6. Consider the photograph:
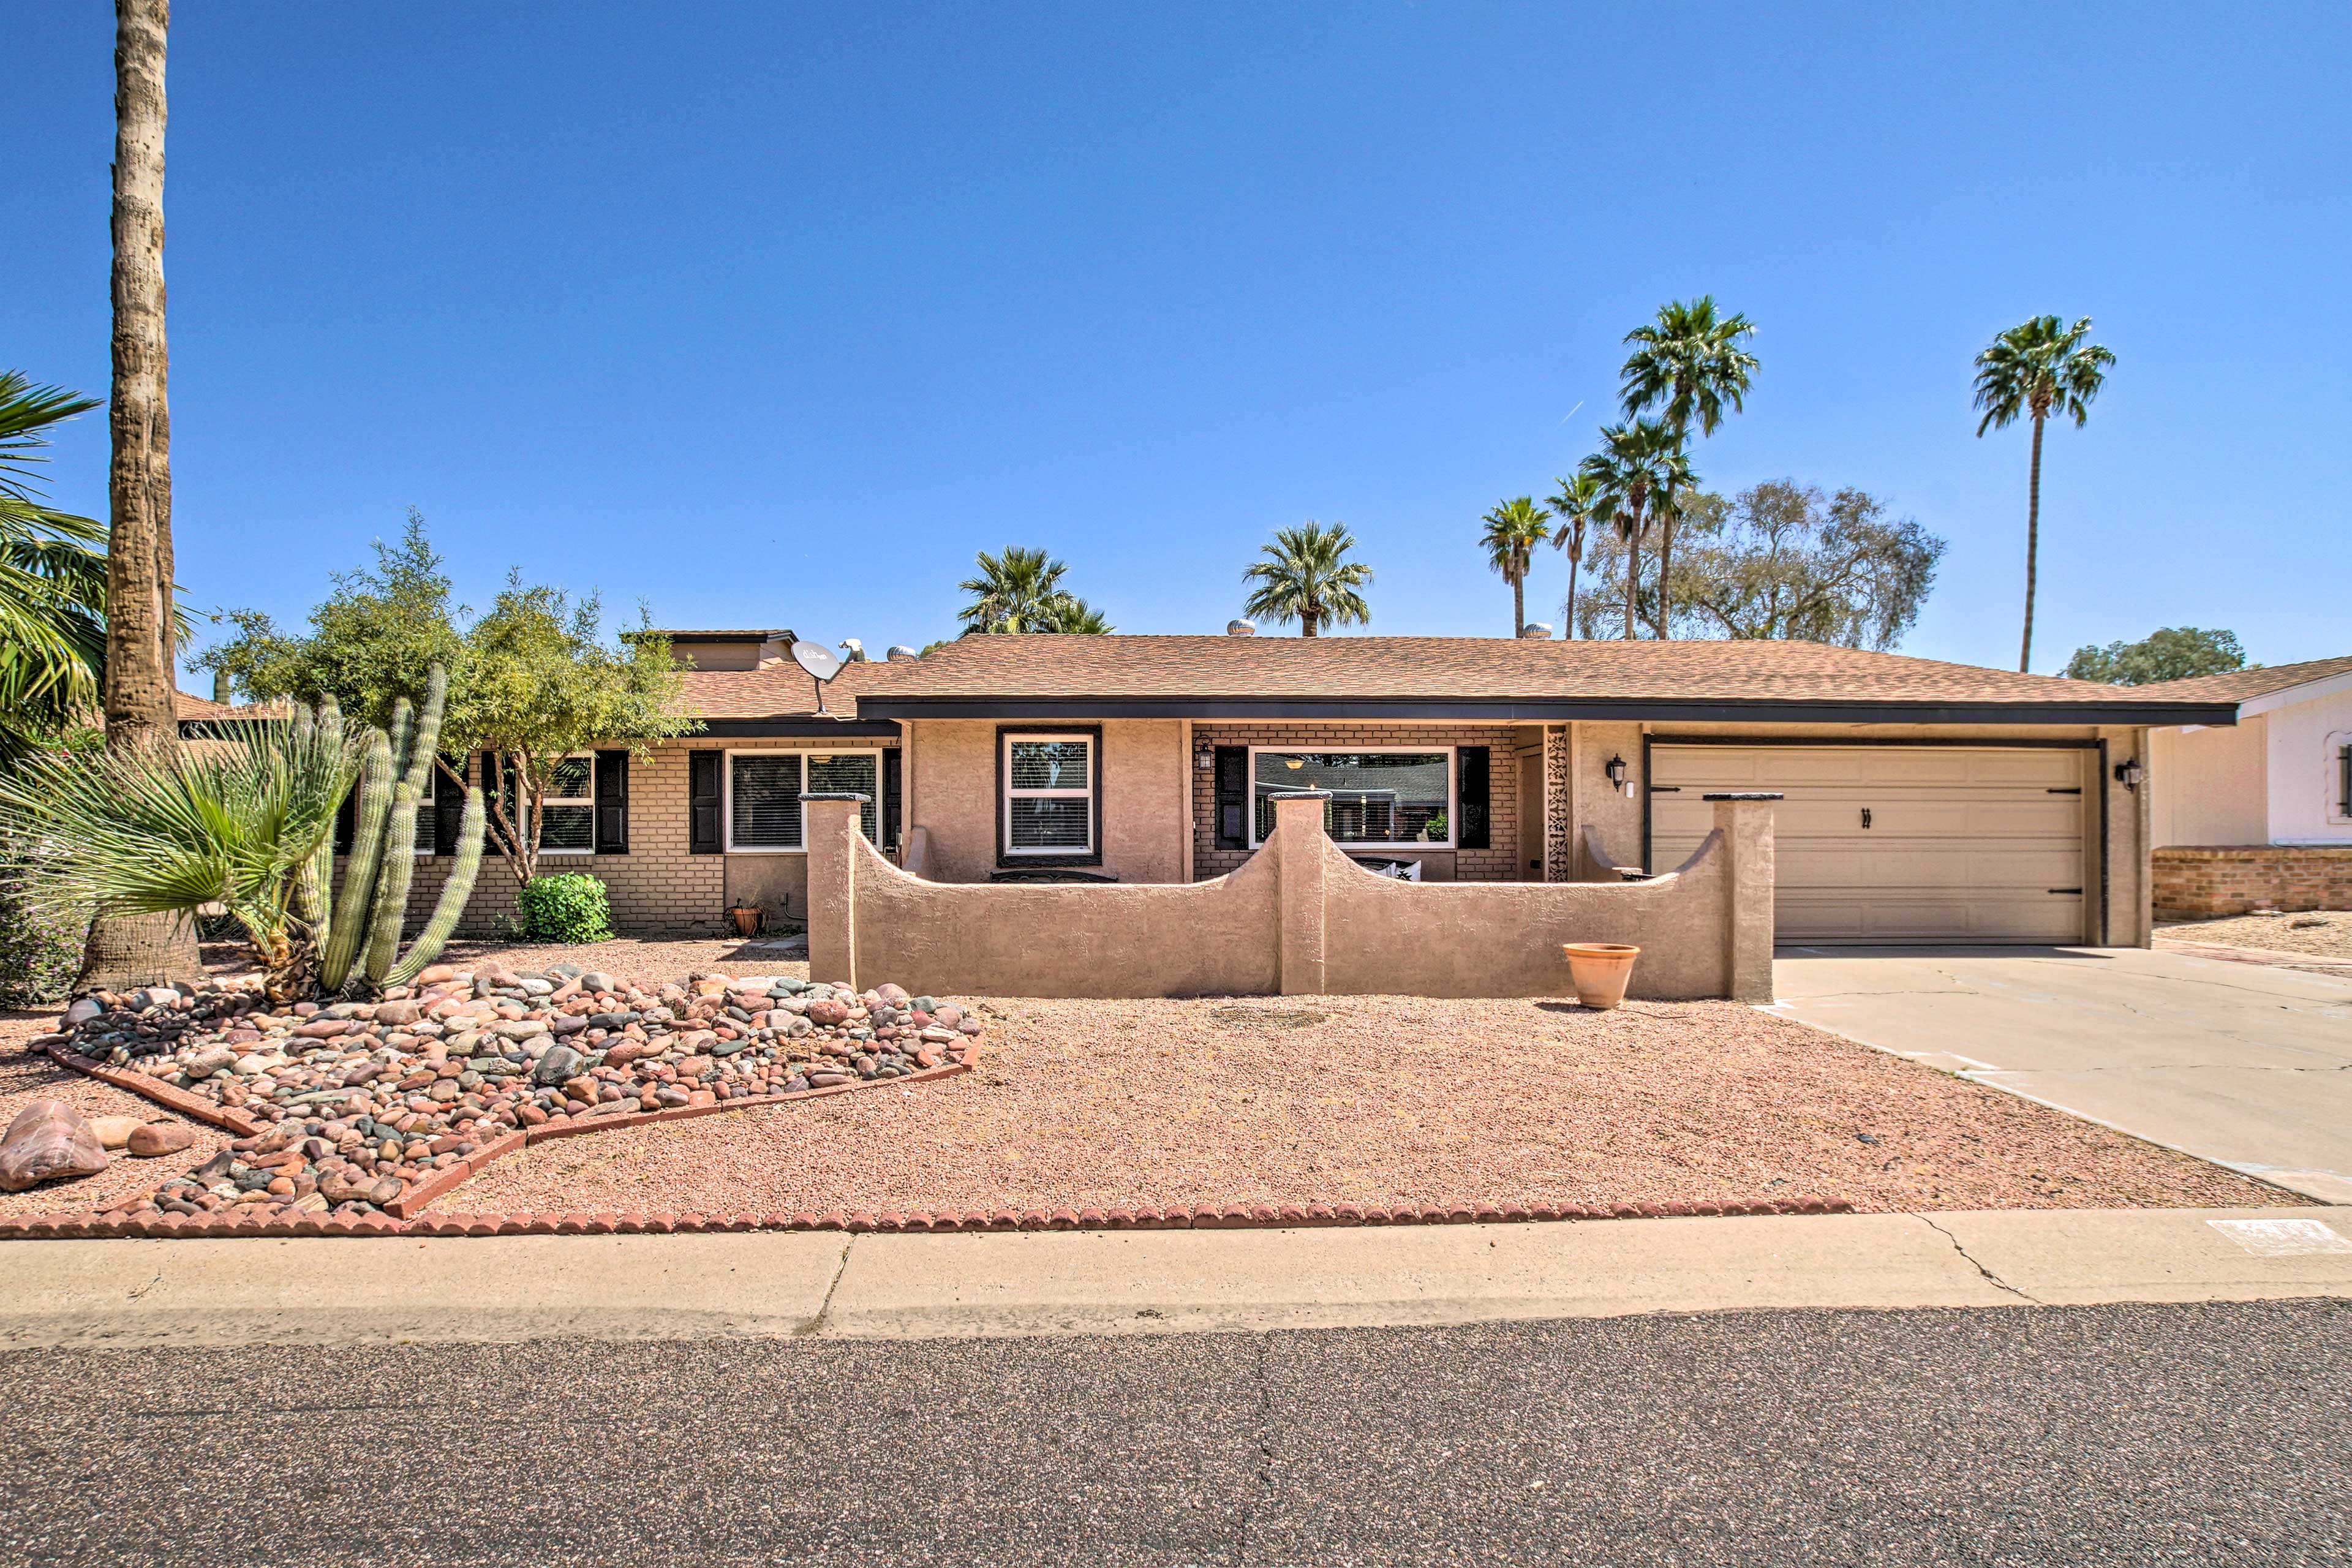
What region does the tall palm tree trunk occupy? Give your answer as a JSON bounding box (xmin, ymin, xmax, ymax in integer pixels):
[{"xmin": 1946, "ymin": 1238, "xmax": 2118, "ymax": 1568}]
[
  {"xmin": 1655, "ymin": 517, "xmax": 1674, "ymax": 639},
  {"xmin": 80, "ymin": 0, "xmax": 202, "ymax": 995},
  {"xmin": 1566, "ymin": 556, "xmax": 1580, "ymax": 639},
  {"xmin": 1511, "ymin": 572, "xmax": 1525, "ymax": 637},
  {"xmin": 2019, "ymin": 410, "xmax": 2044, "ymax": 673},
  {"xmin": 1301, "ymin": 608, "xmax": 1319, "ymax": 637},
  {"xmin": 1622, "ymin": 507, "xmax": 1643, "ymax": 641}
]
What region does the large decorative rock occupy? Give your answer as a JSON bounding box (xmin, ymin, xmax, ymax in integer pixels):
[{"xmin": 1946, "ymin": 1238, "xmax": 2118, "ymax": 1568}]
[
  {"xmin": 88, "ymin": 1115, "xmax": 145, "ymax": 1150},
  {"xmin": 0, "ymin": 1101, "xmax": 110, "ymax": 1191},
  {"xmin": 127, "ymin": 1121, "xmax": 196, "ymax": 1158},
  {"xmin": 533, "ymin": 1044, "xmax": 585, "ymax": 1086},
  {"xmin": 805, "ymin": 998, "xmax": 850, "ymax": 1028}
]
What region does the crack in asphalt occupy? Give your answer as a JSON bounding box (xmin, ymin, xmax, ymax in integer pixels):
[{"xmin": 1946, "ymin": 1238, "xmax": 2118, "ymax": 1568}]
[
  {"xmin": 1914, "ymin": 1215, "xmax": 2040, "ymax": 1305},
  {"xmin": 1229, "ymin": 1333, "xmax": 1280, "ymax": 1565}
]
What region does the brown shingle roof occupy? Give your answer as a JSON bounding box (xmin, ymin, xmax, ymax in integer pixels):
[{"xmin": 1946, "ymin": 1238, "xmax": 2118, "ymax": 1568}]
[
  {"xmin": 848, "ymin": 634, "xmax": 2226, "ymax": 713},
  {"xmin": 2128, "ymin": 655, "xmax": 2352, "ymax": 704},
  {"xmin": 673, "ymin": 660, "xmax": 892, "ymax": 721}
]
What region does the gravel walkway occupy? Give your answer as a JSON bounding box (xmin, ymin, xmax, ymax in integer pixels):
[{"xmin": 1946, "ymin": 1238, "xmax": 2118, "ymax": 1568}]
[
  {"xmin": 434, "ymin": 993, "xmax": 2294, "ymax": 1219},
  {"xmin": 2159, "ymin": 910, "xmax": 2352, "ymax": 960}
]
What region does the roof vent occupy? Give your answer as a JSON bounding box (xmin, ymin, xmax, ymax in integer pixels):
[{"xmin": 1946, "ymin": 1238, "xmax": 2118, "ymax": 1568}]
[
  {"xmin": 1519, "ymin": 622, "xmax": 1553, "ymax": 639},
  {"xmin": 1226, "ymin": 620, "xmax": 1256, "ymax": 636},
  {"xmin": 885, "ymin": 644, "xmax": 920, "ymax": 661}
]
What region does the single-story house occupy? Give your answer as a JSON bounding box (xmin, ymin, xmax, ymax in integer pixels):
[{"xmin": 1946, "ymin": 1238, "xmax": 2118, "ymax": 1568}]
[
  {"xmin": 182, "ymin": 628, "xmax": 2239, "ymax": 948},
  {"xmin": 2141, "ymin": 654, "xmax": 2352, "ymax": 919}
]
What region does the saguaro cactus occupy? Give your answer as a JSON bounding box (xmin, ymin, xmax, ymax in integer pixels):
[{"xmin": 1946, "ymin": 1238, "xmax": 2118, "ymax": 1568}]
[{"xmin": 313, "ymin": 664, "xmax": 485, "ymax": 997}]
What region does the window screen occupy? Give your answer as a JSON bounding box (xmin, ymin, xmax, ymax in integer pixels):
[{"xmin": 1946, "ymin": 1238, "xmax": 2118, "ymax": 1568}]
[{"xmin": 1004, "ymin": 735, "xmax": 1095, "ymax": 854}]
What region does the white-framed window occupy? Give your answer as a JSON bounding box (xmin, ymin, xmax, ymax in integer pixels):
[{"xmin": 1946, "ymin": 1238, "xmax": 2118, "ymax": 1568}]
[
  {"xmin": 412, "ymin": 757, "xmax": 442, "ymax": 854},
  {"xmin": 487, "ymin": 753, "xmax": 595, "ymax": 855},
  {"xmin": 1247, "ymin": 745, "xmax": 1454, "ymax": 850},
  {"xmin": 1002, "ymin": 732, "xmax": 1096, "ymax": 856},
  {"xmin": 725, "ymin": 748, "xmax": 880, "ymax": 852}
]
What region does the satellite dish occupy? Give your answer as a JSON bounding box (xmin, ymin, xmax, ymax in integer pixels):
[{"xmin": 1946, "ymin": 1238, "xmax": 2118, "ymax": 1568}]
[{"xmin": 793, "ymin": 639, "xmax": 844, "ymax": 714}]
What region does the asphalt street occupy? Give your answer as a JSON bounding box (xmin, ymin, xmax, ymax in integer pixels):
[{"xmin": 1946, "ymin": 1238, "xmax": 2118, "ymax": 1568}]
[{"xmin": 4, "ymin": 1298, "xmax": 2346, "ymax": 1567}]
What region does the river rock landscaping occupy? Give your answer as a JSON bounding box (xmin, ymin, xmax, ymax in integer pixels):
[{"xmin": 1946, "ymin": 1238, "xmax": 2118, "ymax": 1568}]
[{"xmin": 16, "ymin": 962, "xmax": 982, "ymax": 1222}]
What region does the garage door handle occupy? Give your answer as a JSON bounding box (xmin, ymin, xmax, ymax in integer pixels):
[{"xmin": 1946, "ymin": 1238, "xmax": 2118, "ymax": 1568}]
[{"xmin": 1861, "ymin": 807, "xmax": 1872, "ymax": 829}]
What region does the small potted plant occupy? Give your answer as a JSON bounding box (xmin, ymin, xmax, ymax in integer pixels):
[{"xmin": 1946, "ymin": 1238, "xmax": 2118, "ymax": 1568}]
[{"xmin": 726, "ymin": 898, "xmax": 766, "ymax": 938}]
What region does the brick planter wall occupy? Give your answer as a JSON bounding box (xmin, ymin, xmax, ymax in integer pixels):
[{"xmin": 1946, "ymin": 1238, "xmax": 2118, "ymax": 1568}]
[{"xmin": 2152, "ymin": 845, "xmax": 2352, "ymax": 920}]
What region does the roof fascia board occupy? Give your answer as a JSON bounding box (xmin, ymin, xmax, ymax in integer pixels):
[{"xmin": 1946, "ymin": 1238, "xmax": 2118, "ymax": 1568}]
[
  {"xmin": 861, "ymin": 696, "xmax": 2242, "ymax": 726},
  {"xmin": 2236, "ymin": 668, "xmax": 2352, "ymax": 718},
  {"xmin": 692, "ymin": 718, "xmax": 900, "ymax": 738}
]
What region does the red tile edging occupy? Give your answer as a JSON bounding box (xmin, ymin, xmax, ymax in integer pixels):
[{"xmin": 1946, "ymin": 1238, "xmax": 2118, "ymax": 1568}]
[
  {"xmin": 46, "ymin": 1046, "xmax": 268, "ymax": 1138},
  {"xmin": 0, "ymin": 1193, "xmax": 1856, "ymax": 1241}
]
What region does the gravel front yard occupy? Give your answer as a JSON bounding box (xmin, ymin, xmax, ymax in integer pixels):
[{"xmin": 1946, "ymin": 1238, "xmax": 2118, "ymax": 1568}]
[
  {"xmin": 2160, "ymin": 910, "xmax": 2352, "ymax": 961},
  {"xmin": 434, "ymin": 990, "xmax": 2294, "ymax": 1219}
]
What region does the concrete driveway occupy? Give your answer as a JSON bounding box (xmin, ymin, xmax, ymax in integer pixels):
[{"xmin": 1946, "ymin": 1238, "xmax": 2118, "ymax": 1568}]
[{"xmin": 1769, "ymin": 945, "xmax": 2352, "ymax": 1204}]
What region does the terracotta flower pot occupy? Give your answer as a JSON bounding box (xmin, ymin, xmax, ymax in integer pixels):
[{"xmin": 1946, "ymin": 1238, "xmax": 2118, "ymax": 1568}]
[
  {"xmin": 727, "ymin": 905, "xmax": 764, "ymax": 938},
  {"xmin": 1561, "ymin": 942, "xmax": 1640, "ymax": 1009}
]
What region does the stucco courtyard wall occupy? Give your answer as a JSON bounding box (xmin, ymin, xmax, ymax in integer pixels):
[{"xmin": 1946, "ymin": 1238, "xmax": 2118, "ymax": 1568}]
[{"xmin": 807, "ymin": 793, "xmax": 1778, "ymax": 1001}]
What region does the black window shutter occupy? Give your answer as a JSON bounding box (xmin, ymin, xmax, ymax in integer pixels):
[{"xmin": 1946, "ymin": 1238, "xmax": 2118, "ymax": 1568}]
[
  {"xmin": 1214, "ymin": 746, "xmax": 1248, "ymax": 850},
  {"xmin": 594, "ymin": 750, "xmax": 630, "ymax": 854},
  {"xmin": 688, "ymin": 749, "xmax": 723, "ymax": 854},
  {"xmin": 882, "ymin": 748, "xmax": 903, "ymax": 851},
  {"xmin": 432, "ymin": 752, "xmax": 467, "ymax": 856},
  {"xmin": 333, "ymin": 792, "xmax": 356, "ymax": 855},
  {"xmin": 1457, "ymin": 747, "xmax": 1490, "ymax": 849}
]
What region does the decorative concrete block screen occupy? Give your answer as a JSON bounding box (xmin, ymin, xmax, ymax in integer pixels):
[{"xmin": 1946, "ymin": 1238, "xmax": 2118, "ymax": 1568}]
[{"xmin": 804, "ymin": 793, "xmax": 1779, "ymax": 1002}]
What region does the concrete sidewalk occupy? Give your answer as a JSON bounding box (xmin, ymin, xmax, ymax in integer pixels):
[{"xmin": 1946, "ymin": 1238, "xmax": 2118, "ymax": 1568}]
[
  {"xmin": 3, "ymin": 1206, "xmax": 2347, "ymax": 1349},
  {"xmin": 1771, "ymin": 944, "xmax": 2352, "ymax": 1202}
]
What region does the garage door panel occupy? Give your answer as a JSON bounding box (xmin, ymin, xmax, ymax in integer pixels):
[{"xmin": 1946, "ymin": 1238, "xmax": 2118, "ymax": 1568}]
[{"xmin": 1649, "ymin": 744, "xmax": 2092, "ymax": 945}]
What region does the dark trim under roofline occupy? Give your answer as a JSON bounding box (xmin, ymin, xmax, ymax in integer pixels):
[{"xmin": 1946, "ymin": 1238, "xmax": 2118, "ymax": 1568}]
[
  {"xmin": 693, "ymin": 718, "xmax": 900, "ymax": 739},
  {"xmin": 858, "ymin": 696, "xmax": 2241, "ymax": 727}
]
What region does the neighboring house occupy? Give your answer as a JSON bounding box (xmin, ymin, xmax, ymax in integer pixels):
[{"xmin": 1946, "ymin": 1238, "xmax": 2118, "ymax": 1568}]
[
  {"xmin": 181, "ymin": 630, "xmax": 2237, "ymax": 948},
  {"xmin": 2141, "ymin": 655, "xmax": 2352, "ymax": 919}
]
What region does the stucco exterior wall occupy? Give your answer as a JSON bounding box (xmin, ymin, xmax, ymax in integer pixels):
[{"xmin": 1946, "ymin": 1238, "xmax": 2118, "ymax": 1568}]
[
  {"xmin": 2151, "ymin": 717, "xmax": 2269, "ymax": 848},
  {"xmin": 899, "ymin": 717, "xmax": 1188, "ymax": 884},
  {"xmin": 2266, "ymin": 687, "xmax": 2352, "ymax": 845},
  {"xmin": 1189, "ymin": 722, "xmax": 1523, "ymax": 881},
  {"xmin": 807, "ymin": 794, "xmax": 1777, "ymax": 1001}
]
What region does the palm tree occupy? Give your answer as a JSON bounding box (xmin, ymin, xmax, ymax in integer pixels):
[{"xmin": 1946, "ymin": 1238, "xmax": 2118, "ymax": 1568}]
[
  {"xmin": 1040, "ymin": 596, "xmax": 1114, "ymax": 634},
  {"xmin": 1619, "ymin": 296, "xmax": 1756, "ymax": 631},
  {"xmin": 956, "ymin": 546, "xmax": 1075, "ymax": 633},
  {"xmin": 1479, "ymin": 497, "xmax": 1552, "ymax": 636},
  {"xmin": 82, "ymin": 0, "xmax": 203, "ymax": 991},
  {"xmin": 1578, "ymin": 420, "xmax": 1684, "ymax": 640},
  {"xmin": 1241, "ymin": 521, "xmax": 1372, "ymax": 636},
  {"xmin": 1973, "ymin": 315, "xmax": 2116, "ymax": 672},
  {"xmin": 1546, "ymin": 472, "xmax": 1604, "ymax": 639},
  {"xmin": 0, "ymin": 372, "xmax": 113, "ymax": 764}
]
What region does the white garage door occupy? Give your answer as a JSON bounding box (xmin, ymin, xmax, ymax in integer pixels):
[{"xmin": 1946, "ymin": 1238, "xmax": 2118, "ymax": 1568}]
[{"xmin": 1650, "ymin": 744, "xmax": 2092, "ymax": 944}]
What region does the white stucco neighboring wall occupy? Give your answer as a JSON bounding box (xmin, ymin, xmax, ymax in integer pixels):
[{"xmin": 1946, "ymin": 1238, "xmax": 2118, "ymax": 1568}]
[
  {"xmin": 2260, "ymin": 677, "xmax": 2352, "ymax": 845},
  {"xmin": 2152, "ymin": 671, "xmax": 2352, "ymax": 847}
]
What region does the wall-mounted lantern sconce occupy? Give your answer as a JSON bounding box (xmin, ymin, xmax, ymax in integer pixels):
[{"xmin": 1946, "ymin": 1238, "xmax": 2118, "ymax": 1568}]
[
  {"xmin": 2113, "ymin": 757, "xmax": 2143, "ymax": 792},
  {"xmin": 1195, "ymin": 743, "xmax": 1215, "ymax": 771},
  {"xmin": 1604, "ymin": 754, "xmax": 1632, "ymax": 797}
]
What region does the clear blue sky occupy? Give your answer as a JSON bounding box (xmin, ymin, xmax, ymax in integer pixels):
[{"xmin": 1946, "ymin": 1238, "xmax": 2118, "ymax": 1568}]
[{"xmin": 8, "ymin": 3, "xmax": 2346, "ymax": 674}]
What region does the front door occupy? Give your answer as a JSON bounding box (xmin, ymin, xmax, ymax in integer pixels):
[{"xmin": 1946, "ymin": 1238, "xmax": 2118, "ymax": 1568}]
[{"xmin": 1517, "ymin": 748, "xmax": 1545, "ymax": 880}]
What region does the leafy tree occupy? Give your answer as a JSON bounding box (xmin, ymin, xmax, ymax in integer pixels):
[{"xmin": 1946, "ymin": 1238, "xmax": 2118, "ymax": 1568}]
[
  {"xmin": 1241, "ymin": 521, "xmax": 1373, "ymax": 636},
  {"xmin": 1479, "ymin": 497, "xmax": 1552, "ymax": 636},
  {"xmin": 1664, "ymin": 480, "xmax": 1946, "ymax": 648},
  {"xmin": 1972, "ymin": 315, "xmax": 2116, "ymax": 672},
  {"xmin": 1579, "ymin": 420, "xmax": 1692, "ymax": 640},
  {"xmin": 195, "ymin": 518, "xmax": 695, "ymax": 886},
  {"xmin": 1619, "ymin": 296, "xmax": 1758, "ymax": 630},
  {"xmin": 956, "ymin": 546, "xmax": 1076, "ymax": 633},
  {"xmin": 0, "ymin": 372, "xmax": 114, "ymax": 764},
  {"xmin": 1545, "ymin": 472, "xmax": 1605, "ymax": 641},
  {"xmin": 84, "ymin": 0, "xmax": 204, "ymax": 992},
  {"xmin": 2062, "ymin": 627, "xmax": 2249, "ymax": 685}
]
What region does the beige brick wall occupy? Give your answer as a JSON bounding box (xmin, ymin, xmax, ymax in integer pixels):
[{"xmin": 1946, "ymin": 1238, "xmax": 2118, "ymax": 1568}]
[
  {"xmin": 2153, "ymin": 845, "xmax": 2352, "ymax": 920},
  {"xmin": 1190, "ymin": 723, "xmax": 1520, "ymax": 882}
]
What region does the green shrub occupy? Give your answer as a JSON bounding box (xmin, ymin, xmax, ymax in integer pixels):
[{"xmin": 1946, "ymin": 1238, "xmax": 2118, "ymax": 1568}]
[
  {"xmin": 0, "ymin": 882, "xmax": 86, "ymax": 1008},
  {"xmin": 516, "ymin": 872, "xmax": 614, "ymax": 944}
]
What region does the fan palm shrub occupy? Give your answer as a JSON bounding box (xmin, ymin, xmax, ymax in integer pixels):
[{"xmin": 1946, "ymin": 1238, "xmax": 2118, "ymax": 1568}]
[
  {"xmin": 1619, "ymin": 296, "xmax": 1757, "ymax": 630},
  {"xmin": 1241, "ymin": 522, "xmax": 1373, "ymax": 636},
  {"xmin": 1546, "ymin": 472, "xmax": 1604, "ymax": 639},
  {"xmin": 0, "ymin": 662, "xmax": 488, "ymax": 1001},
  {"xmin": 957, "ymin": 546, "xmax": 1076, "ymax": 633},
  {"xmin": 1579, "ymin": 421, "xmax": 1692, "ymax": 640}
]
